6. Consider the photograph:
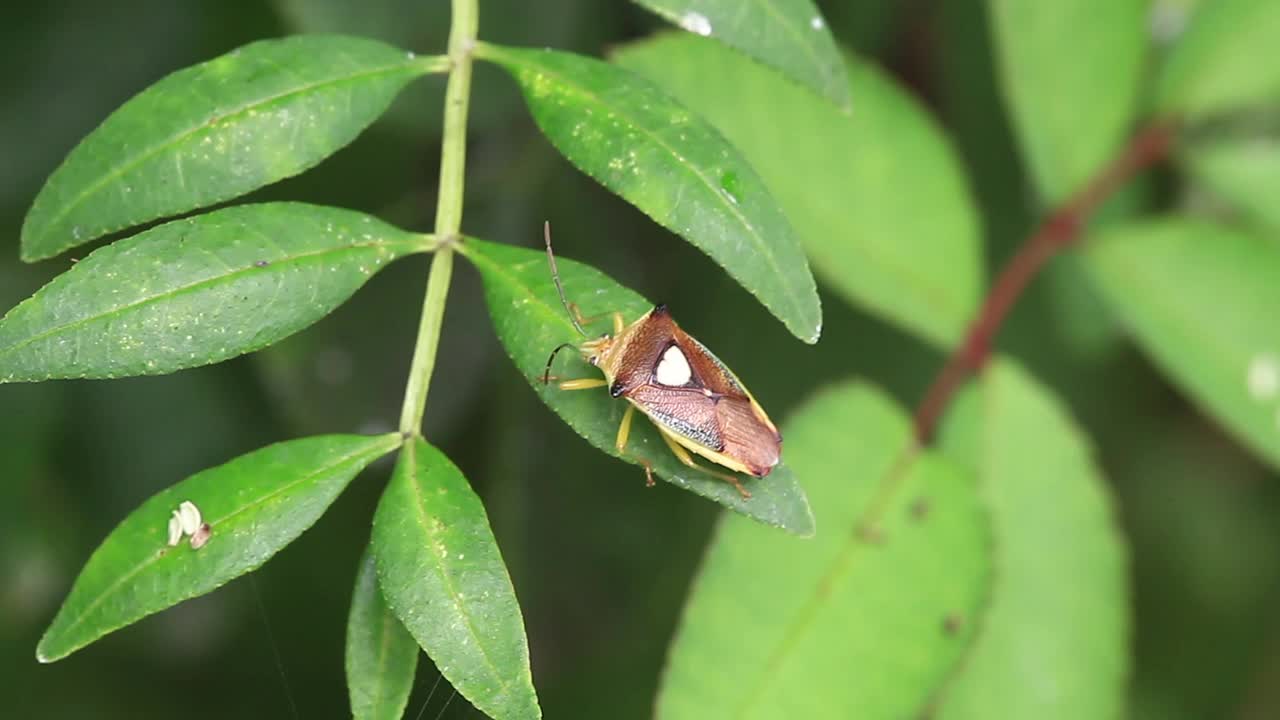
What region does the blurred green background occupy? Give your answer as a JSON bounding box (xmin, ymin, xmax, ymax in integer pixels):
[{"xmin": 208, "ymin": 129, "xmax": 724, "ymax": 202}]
[{"xmin": 2, "ymin": 1, "xmax": 1277, "ymax": 718}]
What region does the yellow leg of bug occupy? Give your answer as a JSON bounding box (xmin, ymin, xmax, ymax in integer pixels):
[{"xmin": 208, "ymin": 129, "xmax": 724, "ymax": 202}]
[
  {"xmin": 557, "ymin": 378, "xmax": 608, "ymax": 391},
  {"xmin": 615, "ymin": 404, "xmax": 655, "ymax": 487},
  {"xmin": 568, "ymin": 303, "xmax": 625, "ymax": 336},
  {"xmin": 616, "ymin": 403, "xmax": 635, "ymax": 452},
  {"xmin": 659, "ymin": 431, "xmax": 752, "ymax": 499}
]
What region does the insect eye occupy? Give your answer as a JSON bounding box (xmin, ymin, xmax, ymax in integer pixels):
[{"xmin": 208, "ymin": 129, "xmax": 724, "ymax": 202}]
[{"xmin": 589, "ymin": 356, "xmax": 599, "ymax": 365}]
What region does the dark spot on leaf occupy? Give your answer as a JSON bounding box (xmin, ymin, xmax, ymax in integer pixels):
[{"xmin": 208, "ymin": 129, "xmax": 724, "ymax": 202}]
[
  {"xmin": 943, "ymin": 613, "xmax": 963, "ymax": 636},
  {"xmin": 254, "ymin": 260, "xmax": 270, "ymax": 268},
  {"xmin": 909, "ymin": 498, "xmax": 930, "ymax": 522},
  {"xmin": 857, "ymin": 524, "xmax": 884, "ymax": 544}
]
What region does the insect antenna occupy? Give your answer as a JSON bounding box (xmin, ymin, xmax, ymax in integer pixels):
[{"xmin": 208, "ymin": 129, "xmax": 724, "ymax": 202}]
[
  {"xmin": 542, "ymin": 342, "xmax": 577, "ymax": 385},
  {"xmin": 544, "ymin": 221, "xmax": 588, "ymax": 337}
]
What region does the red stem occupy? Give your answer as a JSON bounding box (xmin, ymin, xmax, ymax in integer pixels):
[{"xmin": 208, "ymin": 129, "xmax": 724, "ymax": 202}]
[{"xmin": 912, "ymin": 121, "xmax": 1176, "ymax": 442}]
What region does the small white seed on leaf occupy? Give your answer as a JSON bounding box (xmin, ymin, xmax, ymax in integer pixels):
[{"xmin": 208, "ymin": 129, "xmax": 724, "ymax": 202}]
[
  {"xmin": 679, "ymin": 11, "xmax": 712, "ymax": 36},
  {"xmin": 166, "ymin": 512, "xmax": 183, "ymax": 547},
  {"xmin": 177, "ymin": 501, "xmax": 202, "ymax": 535},
  {"xmin": 1248, "ymin": 353, "xmax": 1280, "ymax": 401}
]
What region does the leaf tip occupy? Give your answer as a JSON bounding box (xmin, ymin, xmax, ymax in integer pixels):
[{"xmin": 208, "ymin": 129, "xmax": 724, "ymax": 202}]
[
  {"xmin": 34, "ymin": 635, "xmax": 62, "ymax": 664},
  {"xmin": 791, "ymin": 509, "xmax": 817, "ymax": 538},
  {"xmin": 18, "ymin": 206, "xmax": 52, "ymax": 263},
  {"xmin": 781, "ymin": 488, "xmax": 817, "ymax": 538},
  {"xmin": 780, "ymin": 291, "xmax": 822, "ymax": 345},
  {"xmin": 826, "ymin": 79, "xmax": 853, "ymax": 116},
  {"xmin": 18, "ymin": 236, "xmax": 57, "ymax": 264},
  {"xmin": 18, "ymin": 238, "xmax": 44, "ymax": 264}
]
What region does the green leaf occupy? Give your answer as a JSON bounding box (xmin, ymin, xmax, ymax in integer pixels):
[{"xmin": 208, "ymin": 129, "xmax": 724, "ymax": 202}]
[
  {"xmin": 346, "ymin": 545, "xmax": 419, "ymax": 720},
  {"xmin": 935, "ymin": 359, "xmax": 1128, "ymax": 719},
  {"xmin": 630, "ymin": 0, "xmax": 850, "ymax": 110},
  {"xmin": 988, "ymin": 0, "xmax": 1147, "ymax": 202},
  {"xmin": 0, "ymin": 203, "xmax": 429, "ymax": 383},
  {"xmin": 1156, "ymin": 0, "xmax": 1280, "ymax": 118},
  {"xmin": 460, "ymin": 237, "xmax": 815, "ymax": 536},
  {"xmin": 1182, "ymin": 137, "xmax": 1280, "ymax": 231},
  {"xmin": 1084, "ymin": 219, "xmax": 1280, "ymax": 472},
  {"xmin": 614, "ymin": 34, "xmax": 981, "ymax": 347},
  {"xmin": 37, "ymin": 433, "xmax": 401, "ymax": 663},
  {"xmin": 372, "ymin": 437, "xmax": 540, "ymax": 720},
  {"xmin": 21, "ymin": 35, "xmax": 439, "ymax": 261},
  {"xmin": 656, "ymin": 383, "xmax": 989, "ymax": 719},
  {"xmin": 476, "ymin": 42, "xmax": 822, "ymax": 345}
]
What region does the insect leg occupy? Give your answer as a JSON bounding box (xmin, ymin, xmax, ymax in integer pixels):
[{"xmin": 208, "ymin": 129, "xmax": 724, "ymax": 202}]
[
  {"xmin": 658, "ymin": 431, "xmax": 752, "ymax": 499},
  {"xmin": 616, "ymin": 403, "xmax": 636, "ymax": 453},
  {"xmin": 615, "ymin": 405, "xmax": 657, "ymax": 487},
  {"xmin": 558, "ymin": 378, "xmax": 608, "ymax": 391},
  {"xmin": 565, "ymin": 303, "xmax": 625, "ymax": 336},
  {"xmin": 541, "ymin": 342, "xmax": 578, "ymax": 384}
]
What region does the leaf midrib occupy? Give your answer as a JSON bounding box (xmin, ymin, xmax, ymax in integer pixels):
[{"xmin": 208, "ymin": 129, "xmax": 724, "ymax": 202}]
[
  {"xmin": 751, "ymin": 0, "xmax": 831, "ymax": 86},
  {"xmin": 490, "ymin": 46, "xmax": 815, "ymax": 334},
  {"xmin": 729, "ymin": 440, "xmax": 917, "ymax": 718},
  {"xmin": 400, "ymin": 441, "xmax": 513, "ymax": 699},
  {"xmin": 644, "ymin": 0, "xmax": 833, "ymax": 97},
  {"xmin": 0, "ymin": 238, "xmax": 409, "ymax": 364},
  {"xmin": 30, "ymin": 59, "xmax": 421, "ymax": 249},
  {"xmin": 371, "ymin": 598, "xmax": 398, "ymax": 713},
  {"xmin": 44, "ymin": 438, "xmax": 392, "ymax": 655}
]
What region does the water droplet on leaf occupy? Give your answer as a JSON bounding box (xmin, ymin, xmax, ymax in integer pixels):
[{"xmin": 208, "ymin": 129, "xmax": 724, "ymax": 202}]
[
  {"xmin": 679, "ymin": 11, "xmax": 713, "ymax": 36},
  {"xmin": 1247, "ymin": 353, "xmax": 1279, "ymax": 400}
]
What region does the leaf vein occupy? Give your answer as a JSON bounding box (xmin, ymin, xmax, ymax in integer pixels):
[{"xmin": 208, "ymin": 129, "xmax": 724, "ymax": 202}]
[
  {"xmin": 506, "ymin": 54, "xmax": 810, "ymax": 325},
  {"xmin": 36, "ymin": 60, "xmax": 420, "ymax": 242},
  {"xmin": 53, "ymin": 440, "xmax": 388, "ymax": 642},
  {"xmin": 401, "ymin": 442, "xmax": 512, "ymax": 695},
  {"xmin": 0, "ymin": 239, "xmax": 403, "ymax": 362}
]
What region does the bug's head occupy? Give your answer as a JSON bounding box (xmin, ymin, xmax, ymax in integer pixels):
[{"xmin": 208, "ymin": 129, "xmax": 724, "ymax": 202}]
[{"xmin": 580, "ymin": 334, "xmax": 614, "ymax": 367}]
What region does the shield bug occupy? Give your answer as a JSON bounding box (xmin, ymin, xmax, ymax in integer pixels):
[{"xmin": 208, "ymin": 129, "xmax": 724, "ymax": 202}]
[{"xmin": 539, "ymin": 223, "xmax": 781, "ymax": 498}]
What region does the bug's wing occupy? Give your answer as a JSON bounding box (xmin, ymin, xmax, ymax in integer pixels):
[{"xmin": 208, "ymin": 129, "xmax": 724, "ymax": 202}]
[
  {"xmin": 628, "ymin": 384, "xmax": 723, "ymax": 451},
  {"xmin": 673, "ymin": 327, "xmax": 782, "ymax": 449},
  {"xmin": 713, "ymin": 395, "xmax": 782, "ymax": 476},
  {"xmin": 628, "ymin": 385, "xmax": 781, "ymax": 477}
]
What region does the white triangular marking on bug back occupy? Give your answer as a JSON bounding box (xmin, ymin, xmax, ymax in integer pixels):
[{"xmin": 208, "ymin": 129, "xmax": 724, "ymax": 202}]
[{"xmin": 655, "ymin": 344, "xmax": 693, "ymax": 386}]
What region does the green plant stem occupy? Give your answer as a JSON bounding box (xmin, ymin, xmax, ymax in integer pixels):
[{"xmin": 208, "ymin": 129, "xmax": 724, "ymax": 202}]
[{"xmin": 399, "ymin": 0, "xmax": 478, "ymax": 436}]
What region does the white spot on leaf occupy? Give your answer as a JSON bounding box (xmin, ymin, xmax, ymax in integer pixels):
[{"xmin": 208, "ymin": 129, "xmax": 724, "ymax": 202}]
[
  {"xmin": 811, "ymin": 16, "xmax": 825, "ymax": 30},
  {"xmin": 1247, "ymin": 353, "xmax": 1279, "ymax": 401},
  {"xmin": 1149, "ymin": 1, "xmax": 1189, "ymax": 44},
  {"xmin": 167, "ymin": 513, "xmax": 183, "ymax": 547},
  {"xmin": 177, "ymin": 501, "xmax": 202, "ymax": 535},
  {"xmin": 680, "ymin": 11, "xmax": 713, "ymax": 36}
]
